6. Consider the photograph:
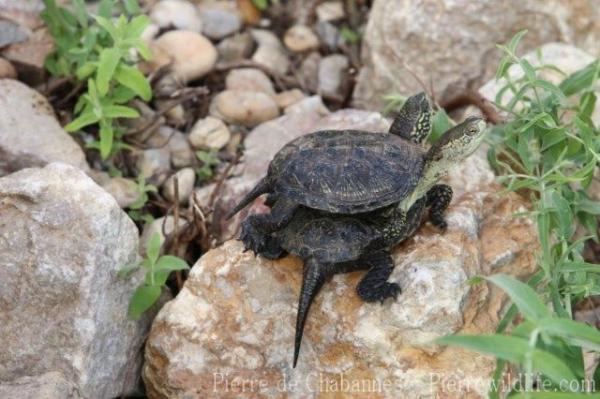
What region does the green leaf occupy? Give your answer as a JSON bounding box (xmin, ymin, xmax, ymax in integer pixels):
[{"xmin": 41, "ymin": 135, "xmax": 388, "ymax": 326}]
[
  {"xmin": 538, "ymin": 317, "xmax": 600, "ymax": 352},
  {"xmin": 155, "ymin": 255, "xmax": 189, "ymax": 273},
  {"xmin": 95, "ymin": 15, "xmax": 118, "ymax": 41},
  {"xmin": 486, "ymin": 274, "xmax": 551, "ymax": 321},
  {"xmin": 146, "ymin": 232, "xmax": 162, "ymax": 265},
  {"xmin": 102, "ymin": 105, "xmax": 140, "ymax": 119},
  {"xmin": 251, "ymin": 0, "xmax": 269, "ymax": 10},
  {"xmin": 436, "ymin": 334, "xmax": 577, "ymax": 385},
  {"xmin": 429, "ymin": 109, "xmax": 453, "ymax": 143},
  {"xmin": 99, "ymin": 120, "xmax": 114, "ymax": 159},
  {"xmin": 123, "ymin": 0, "xmax": 142, "ymax": 15},
  {"xmin": 76, "ymin": 62, "xmax": 96, "ymax": 80},
  {"xmin": 96, "ymin": 48, "xmax": 122, "ymax": 96},
  {"xmin": 65, "ymin": 111, "xmax": 100, "ymax": 132},
  {"xmin": 114, "ymin": 64, "xmax": 152, "ymax": 101},
  {"xmin": 128, "ymin": 284, "xmax": 161, "ymax": 319},
  {"xmin": 559, "ymin": 60, "xmax": 599, "ymax": 96},
  {"xmin": 125, "ymin": 15, "xmax": 150, "ymax": 40}
]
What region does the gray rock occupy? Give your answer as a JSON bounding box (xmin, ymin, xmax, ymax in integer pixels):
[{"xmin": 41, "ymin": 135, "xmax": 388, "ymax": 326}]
[
  {"xmin": 149, "ymin": 0, "xmax": 203, "ymax": 32},
  {"xmin": 298, "ymin": 51, "xmax": 321, "ymax": 92},
  {"xmin": 315, "ymin": 0, "xmax": 345, "ymax": 22},
  {"xmin": 200, "ymin": 7, "xmax": 242, "ymax": 40},
  {"xmin": 0, "ymin": 57, "xmax": 16, "ymax": 78},
  {"xmin": 283, "ymin": 24, "xmax": 320, "ymax": 53},
  {"xmin": 0, "ymin": 20, "xmax": 27, "ymax": 47},
  {"xmin": 0, "ymin": 372, "xmax": 80, "ymax": 399},
  {"xmin": 99, "ymin": 175, "xmax": 140, "ymax": 209},
  {"xmin": 216, "ymin": 31, "xmax": 254, "ymax": 63},
  {"xmin": 0, "ymin": 79, "xmax": 89, "ymax": 176},
  {"xmin": 136, "ymin": 148, "xmax": 171, "ymax": 185},
  {"xmin": 315, "ymin": 21, "xmax": 340, "ymax": 50},
  {"xmin": 0, "ymin": 163, "xmax": 154, "ymax": 398},
  {"xmin": 318, "ymin": 54, "xmax": 349, "ymax": 100},
  {"xmin": 225, "ymin": 67, "xmax": 275, "ymax": 96},
  {"xmin": 166, "ymin": 129, "xmax": 195, "ymax": 168},
  {"xmin": 354, "ymin": 0, "xmax": 600, "ymax": 110},
  {"xmin": 162, "ymin": 167, "xmax": 196, "ymax": 205},
  {"xmin": 284, "ymin": 94, "xmax": 329, "ymax": 116},
  {"xmin": 251, "ymin": 29, "xmax": 290, "ymax": 75}
]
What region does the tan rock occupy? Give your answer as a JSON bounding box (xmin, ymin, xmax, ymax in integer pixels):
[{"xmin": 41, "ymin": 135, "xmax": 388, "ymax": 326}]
[
  {"xmin": 143, "ymin": 186, "xmax": 537, "ymax": 398},
  {"xmin": 150, "ymin": 0, "xmax": 203, "ymax": 32},
  {"xmin": 162, "ymin": 167, "xmax": 196, "ymax": 205},
  {"xmin": 210, "ymin": 89, "xmax": 279, "ymax": 127},
  {"xmin": 274, "ymin": 88, "xmax": 306, "ymax": 109},
  {"xmin": 2, "ymin": 27, "xmax": 53, "ymax": 84},
  {"xmin": 0, "ymin": 57, "xmax": 17, "ymax": 79},
  {"xmin": 225, "ymin": 68, "xmax": 275, "ymax": 96},
  {"xmin": 354, "ymin": 0, "xmax": 600, "ymax": 110},
  {"xmin": 284, "ymin": 24, "xmax": 320, "ymax": 52},
  {"xmin": 154, "ymin": 30, "xmax": 217, "ymax": 82},
  {"xmin": 189, "ymin": 116, "xmax": 231, "ymax": 150},
  {"xmin": 316, "ymin": 1, "xmax": 345, "ymax": 22}
]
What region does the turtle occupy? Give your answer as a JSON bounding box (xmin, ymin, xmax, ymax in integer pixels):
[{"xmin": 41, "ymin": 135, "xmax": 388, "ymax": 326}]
[
  {"xmin": 226, "ymin": 92, "xmax": 433, "ymax": 253},
  {"xmin": 248, "ymin": 117, "xmax": 487, "ymax": 367}
]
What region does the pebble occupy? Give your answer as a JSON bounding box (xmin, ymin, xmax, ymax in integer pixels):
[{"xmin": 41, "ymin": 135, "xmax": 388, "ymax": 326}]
[
  {"xmin": 189, "ymin": 116, "xmax": 232, "ymax": 150},
  {"xmin": 284, "ymin": 95, "xmax": 330, "ymax": 116},
  {"xmin": 210, "ymin": 90, "xmax": 279, "ymax": 127},
  {"xmin": 283, "ymin": 25, "xmax": 320, "ymax": 52},
  {"xmin": 298, "ymin": 51, "xmax": 321, "ymax": 92},
  {"xmin": 150, "ymin": 0, "xmax": 203, "ymax": 32},
  {"xmin": 0, "ymin": 58, "xmax": 17, "ymax": 79},
  {"xmin": 154, "ymin": 30, "xmax": 217, "ymax": 82},
  {"xmin": 216, "ymin": 31, "xmax": 254, "ymax": 63},
  {"xmin": 136, "ymin": 148, "xmax": 172, "ymax": 185},
  {"xmin": 100, "ymin": 176, "xmax": 140, "ymax": 209},
  {"xmin": 318, "ymin": 54, "xmax": 349, "ymax": 100},
  {"xmin": 225, "ymin": 68, "xmax": 275, "ymax": 96},
  {"xmin": 250, "ymin": 29, "xmax": 289, "ymax": 74},
  {"xmin": 315, "ymin": 1, "xmax": 345, "ymax": 22},
  {"xmin": 168, "ymin": 130, "xmax": 195, "ymax": 168},
  {"xmin": 139, "ymin": 216, "xmax": 187, "ymax": 256},
  {"xmin": 162, "ymin": 167, "xmax": 196, "ymax": 205},
  {"xmin": 274, "ymin": 89, "xmax": 306, "ymax": 109},
  {"xmin": 199, "ymin": 7, "xmax": 242, "ymax": 40},
  {"xmin": 315, "ymin": 21, "xmax": 340, "ymax": 50}
]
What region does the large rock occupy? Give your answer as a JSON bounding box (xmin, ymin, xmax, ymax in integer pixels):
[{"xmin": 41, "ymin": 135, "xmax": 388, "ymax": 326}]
[
  {"xmin": 196, "ymin": 109, "xmax": 390, "ymax": 240},
  {"xmin": 0, "ymin": 163, "xmax": 155, "ymax": 398},
  {"xmin": 354, "ymin": 0, "xmax": 600, "ymax": 110},
  {"xmin": 0, "ymin": 79, "xmax": 89, "ymax": 176},
  {"xmin": 144, "ymin": 181, "xmax": 538, "ymax": 398}
]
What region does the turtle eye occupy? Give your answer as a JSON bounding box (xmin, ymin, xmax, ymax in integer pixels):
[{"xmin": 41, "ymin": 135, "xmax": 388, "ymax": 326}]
[{"xmin": 467, "ymin": 127, "xmax": 479, "ymax": 136}]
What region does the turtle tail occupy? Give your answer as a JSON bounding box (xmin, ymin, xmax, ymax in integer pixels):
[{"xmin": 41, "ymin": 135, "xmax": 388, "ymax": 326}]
[
  {"xmin": 294, "ymin": 258, "xmax": 327, "ymax": 368},
  {"xmin": 225, "ymin": 177, "xmax": 270, "ymax": 220}
]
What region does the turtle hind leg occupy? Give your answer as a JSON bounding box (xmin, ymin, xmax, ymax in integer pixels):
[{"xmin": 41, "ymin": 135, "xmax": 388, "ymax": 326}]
[
  {"xmin": 426, "ymin": 184, "xmax": 453, "ymax": 230},
  {"xmin": 356, "ymin": 251, "xmax": 400, "ymax": 303},
  {"xmin": 240, "ymin": 198, "xmax": 297, "ymax": 254}
]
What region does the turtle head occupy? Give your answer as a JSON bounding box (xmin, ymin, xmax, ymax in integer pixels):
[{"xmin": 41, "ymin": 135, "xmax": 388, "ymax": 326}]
[
  {"xmin": 426, "ymin": 116, "xmax": 486, "ymax": 164},
  {"xmin": 389, "ymin": 92, "xmax": 431, "ymax": 144}
]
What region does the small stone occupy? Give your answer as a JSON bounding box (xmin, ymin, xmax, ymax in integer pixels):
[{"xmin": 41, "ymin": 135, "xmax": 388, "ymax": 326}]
[
  {"xmin": 274, "ymin": 89, "xmax": 306, "ymax": 109},
  {"xmin": 225, "ymin": 68, "xmax": 275, "ymax": 96},
  {"xmin": 136, "ymin": 148, "xmax": 171, "ymax": 185},
  {"xmin": 318, "ymin": 53, "xmax": 349, "ymax": 100},
  {"xmin": 154, "ymin": 30, "xmax": 217, "ymax": 82},
  {"xmin": 0, "ymin": 57, "xmax": 17, "ymax": 79},
  {"xmin": 150, "ymin": 0, "xmax": 203, "ymax": 32},
  {"xmin": 283, "ymin": 25, "xmax": 320, "ymax": 52},
  {"xmin": 210, "ymin": 90, "xmax": 279, "ymax": 127},
  {"xmin": 199, "ymin": 6, "xmax": 242, "ymax": 40},
  {"xmin": 189, "ymin": 116, "xmax": 231, "ymax": 150},
  {"xmin": 100, "ymin": 176, "xmax": 140, "ymax": 208},
  {"xmin": 298, "ymin": 51, "xmax": 321, "ymax": 92},
  {"xmin": 167, "ymin": 130, "xmax": 195, "ymax": 168},
  {"xmin": 315, "ymin": 21, "xmax": 340, "ymax": 50},
  {"xmin": 138, "ymin": 40, "xmax": 172, "ymax": 75},
  {"xmin": 141, "ymin": 22, "xmax": 160, "ymax": 42},
  {"xmin": 284, "ymin": 95, "xmax": 330, "ymax": 116},
  {"xmin": 315, "ymin": 1, "xmax": 345, "ymax": 22},
  {"xmin": 162, "ymin": 167, "xmax": 196, "ymax": 205},
  {"xmin": 139, "ymin": 216, "xmax": 187, "ymax": 256},
  {"xmin": 0, "ymin": 20, "xmax": 27, "ymax": 47},
  {"xmin": 216, "ymin": 31, "xmax": 254, "ymax": 63},
  {"xmin": 251, "ymin": 29, "xmax": 290, "ymax": 74},
  {"xmin": 2, "ymin": 27, "xmax": 53, "ymax": 85}
]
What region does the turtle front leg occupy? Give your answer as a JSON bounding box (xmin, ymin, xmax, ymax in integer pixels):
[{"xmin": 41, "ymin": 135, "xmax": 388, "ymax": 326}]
[
  {"xmin": 240, "ymin": 198, "xmax": 297, "ymax": 255},
  {"xmin": 426, "ymin": 184, "xmax": 453, "ymax": 230},
  {"xmin": 355, "ymin": 251, "xmax": 400, "ymax": 303}
]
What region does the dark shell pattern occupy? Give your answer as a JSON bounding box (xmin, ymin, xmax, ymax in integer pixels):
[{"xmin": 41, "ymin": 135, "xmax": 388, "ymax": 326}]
[{"xmin": 268, "ymin": 130, "xmax": 427, "ymax": 214}]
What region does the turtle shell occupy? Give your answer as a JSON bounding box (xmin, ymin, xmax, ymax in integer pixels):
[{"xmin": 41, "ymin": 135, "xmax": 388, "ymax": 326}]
[
  {"xmin": 268, "ymin": 130, "xmax": 426, "ymax": 213},
  {"xmin": 276, "ymin": 209, "xmax": 379, "ymax": 264}
]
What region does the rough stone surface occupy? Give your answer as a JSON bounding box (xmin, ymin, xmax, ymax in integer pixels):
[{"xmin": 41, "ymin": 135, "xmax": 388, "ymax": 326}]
[
  {"xmin": 316, "ymin": 1, "xmax": 345, "ymax": 22},
  {"xmin": 225, "ymin": 67, "xmax": 275, "ymax": 97},
  {"xmin": 275, "ymin": 89, "xmax": 306, "ymax": 109},
  {"xmin": 150, "ymin": 0, "xmax": 203, "ymax": 32},
  {"xmin": 216, "ymin": 31, "xmax": 255, "ymax": 63},
  {"xmin": 251, "ymin": 29, "xmax": 290, "ymax": 75},
  {"xmin": 144, "ymin": 188, "xmax": 537, "ymax": 398},
  {"xmin": 154, "ymin": 30, "xmax": 218, "ymax": 82},
  {"xmin": 298, "ymin": 51, "xmax": 321, "ymax": 93},
  {"xmin": 0, "ymin": 372, "xmax": 80, "ymax": 399},
  {"xmin": 136, "ymin": 147, "xmax": 172, "ymax": 185},
  {"xmin": 284, "ymin": 25, "xmax": 320, "ymax": 53},
  {"xmin": 162, "ymin": 167, "xmax": 196, "ymax": 205},
  {"xmin": 210, "ymin": 90, "xmax": 280, "ymax": 127},
  {"xmin": 0, "ymin": 163, "xmax": 154, "ymax": 398},
  {"xmin": 318, "ymin": 54, "xmax": 349, "ymax": 100},
  {"xmin": 0, "ymin": 79, "xmax": 89, "ymax": 176},
  {"xmin": 100, "ymin": 176, "xmax": 140, "ymax": 209},
  {"xmin": 199, "ymin": 4, "xmax": 242, "ymax": 40},
  {"xmin": 2, "ymin": 27, "xmax": 53, "ymax": 84},
  {"xmin": 189, "ymin": 116, "xmax": 232, "ymax": 150},
  {"xmin": 0, "ymin": 57, "xmax": 17, "ymax": 79},
  {"xmin": 284, "ymin": 95, "xmax": 330, "ymax": 116},
  {"xmin": 354, "ymin": 0, "xmax": 600, "ymax": 110}
]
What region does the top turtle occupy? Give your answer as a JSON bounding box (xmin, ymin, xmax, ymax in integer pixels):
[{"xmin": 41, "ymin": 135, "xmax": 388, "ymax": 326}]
[{"xmin": 226, "ymin": 92, "xmax": 431, "ymax": 217}]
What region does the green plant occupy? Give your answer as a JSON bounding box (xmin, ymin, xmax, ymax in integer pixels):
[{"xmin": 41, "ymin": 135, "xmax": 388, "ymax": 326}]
[
  {"xmin": 339, "ymin": 26, "xmax": 361, "ymax": 44},
  {"xmin": 127, "ymin": 174, "xmax": 157, "ymax": 224},
  {"xmin": 119, "ymin": 232, "xmax": 189, "ymax": 319},
  {"xmin": 438, "ymin": 31, "xmax": 600, "ymax": 397},
  {"xmin": 195, "ymin": 150, "xmax": 221, "ymax": 182},
  {"xmin": 42, "ymin": 0, "xmax": 152, "ymax": 159}
]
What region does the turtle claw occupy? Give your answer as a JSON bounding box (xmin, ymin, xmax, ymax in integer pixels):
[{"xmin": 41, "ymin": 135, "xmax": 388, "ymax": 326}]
[{"xmin": 240, "ymin": 218, "xmax": 268, "ymax": 255}]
